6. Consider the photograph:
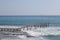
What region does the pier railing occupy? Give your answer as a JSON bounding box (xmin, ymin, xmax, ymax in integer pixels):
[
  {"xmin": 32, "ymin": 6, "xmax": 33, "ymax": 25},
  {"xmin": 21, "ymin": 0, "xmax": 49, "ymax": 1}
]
[
  {"xmin": 20, "ymin": 23, "xmax": 60, "ymax": 30},
  {"xmin": 0, "ymin": 23, "xmax": 60, "ymax": 32}
]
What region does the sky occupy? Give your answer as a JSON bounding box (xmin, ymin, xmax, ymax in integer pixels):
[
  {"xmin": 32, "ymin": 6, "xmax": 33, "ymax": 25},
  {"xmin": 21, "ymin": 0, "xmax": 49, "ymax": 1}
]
[{"xmin": 0, "ymin": 0, "xmax": 60, "ymax": 15}]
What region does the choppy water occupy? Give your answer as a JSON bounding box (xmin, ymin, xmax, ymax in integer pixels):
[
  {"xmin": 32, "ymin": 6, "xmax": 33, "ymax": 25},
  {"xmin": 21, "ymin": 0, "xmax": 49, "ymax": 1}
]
[
  {"xmin": 1, "ymin": 35, "xmax": 60, "ymax": 40},
  {"xmin": 0, "ymin": 26, "xmax": 60, "ymax": 40},
  {"xmin": 0, "ymin": 16, "xmax": 60, "ymax": 40}
]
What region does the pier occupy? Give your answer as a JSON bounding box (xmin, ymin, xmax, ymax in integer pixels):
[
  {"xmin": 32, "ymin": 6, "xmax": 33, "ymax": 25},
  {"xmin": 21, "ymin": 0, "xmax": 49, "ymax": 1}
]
[
  {"xmin": 0, "ymin": 23, "xmax": 49, "ymax": 32},
  {"xmin": 0, "ymin": 23, "xmax": 59, "ymax": 36},
  {"xmin": 0, "ymin": 26, "xmax": 22, "ymax": 32},
  {"xmin": 22, "ymin": 23, "xmax": 49, "ymax": 30},
  {"xmin": 0, "ymin": 23, "xmax": 60, "ymax": 32}
]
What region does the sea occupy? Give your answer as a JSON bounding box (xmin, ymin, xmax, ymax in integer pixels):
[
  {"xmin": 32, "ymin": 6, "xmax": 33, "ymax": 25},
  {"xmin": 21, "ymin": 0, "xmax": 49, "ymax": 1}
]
[{"xmin": 0, "ymin": 16, "xmax": 60, "ymax": 40}]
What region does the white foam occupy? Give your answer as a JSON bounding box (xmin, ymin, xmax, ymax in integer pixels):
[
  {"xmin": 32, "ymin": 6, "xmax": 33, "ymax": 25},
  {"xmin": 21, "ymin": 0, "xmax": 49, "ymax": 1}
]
[
  {"xmin": 22, "ymin": 26, "xmax": 60, "ymax": 36},
  {"xmin": 17, "ymin": 35, "xmax": 26, "ymax": 38},
  {"xmin": 0, "ymin": 26, "xmax": 22, "ymax": 28},
  {"xmin": 0, "ymin": 25, "xmax": 60, "ymax": 36}
]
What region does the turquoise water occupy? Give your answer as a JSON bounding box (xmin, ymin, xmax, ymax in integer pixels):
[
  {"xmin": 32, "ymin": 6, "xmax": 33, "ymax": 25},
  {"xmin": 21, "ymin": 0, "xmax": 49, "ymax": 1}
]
[
  {"xmin": 44, "ymin": 35, "xmax": 60, "ymax": 40},
  {"xmin": 0, "ymin": 16, "xmax": 60, "ymax": 26},
  {"xmin": 0, "ymin": 16, "xmax": 60, "ymax": 40}
]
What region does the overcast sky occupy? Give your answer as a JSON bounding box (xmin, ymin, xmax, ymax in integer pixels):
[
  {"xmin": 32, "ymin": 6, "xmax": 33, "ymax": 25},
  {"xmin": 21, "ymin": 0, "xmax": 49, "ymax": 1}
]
[{"xmin": 0, "ymin": 0, "xmax": 60, "ymax": 15}]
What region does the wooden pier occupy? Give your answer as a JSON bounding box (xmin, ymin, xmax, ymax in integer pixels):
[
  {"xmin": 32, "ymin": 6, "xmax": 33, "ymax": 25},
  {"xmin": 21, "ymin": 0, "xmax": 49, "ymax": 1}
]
[
  {"xmin": 22, "ymin": 23, "xmax": 49, "ymax": 30},
  {"xmin": 0, "ymin": 23, "xmax": 49, "ymax": 32}
]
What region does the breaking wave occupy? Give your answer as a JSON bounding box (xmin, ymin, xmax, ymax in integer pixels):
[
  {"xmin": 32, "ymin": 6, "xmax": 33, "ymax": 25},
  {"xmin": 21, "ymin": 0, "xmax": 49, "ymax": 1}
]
[
  {"xmin": 0, "ymin": 26, "xmax": 60, "ymax": 40},
  {"xmin": 24, "ymin": 26, "xmax": 60, "ymax": 36}
]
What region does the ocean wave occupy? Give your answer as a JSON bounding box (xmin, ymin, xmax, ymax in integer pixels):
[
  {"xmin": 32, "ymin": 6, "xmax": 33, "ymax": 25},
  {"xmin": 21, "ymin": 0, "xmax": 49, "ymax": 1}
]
[
  {"xmin": 22, "ymin": 26, "xmax": 60, "ymax": 36},
  {"xmin": 0, "ymin": 26, "xmax": 60, "ymax": 40}
]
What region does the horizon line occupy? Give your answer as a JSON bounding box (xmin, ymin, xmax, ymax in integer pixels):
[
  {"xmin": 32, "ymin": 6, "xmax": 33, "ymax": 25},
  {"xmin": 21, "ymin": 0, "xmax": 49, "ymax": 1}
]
[{"xmin": 0, "ymin": 15, "xmax": 60, "ymax": 17}]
